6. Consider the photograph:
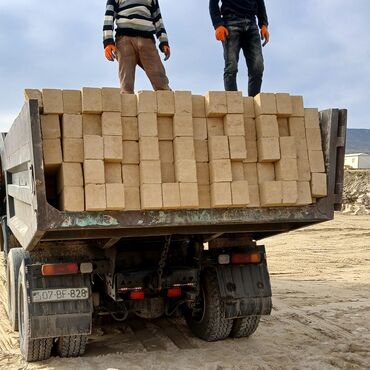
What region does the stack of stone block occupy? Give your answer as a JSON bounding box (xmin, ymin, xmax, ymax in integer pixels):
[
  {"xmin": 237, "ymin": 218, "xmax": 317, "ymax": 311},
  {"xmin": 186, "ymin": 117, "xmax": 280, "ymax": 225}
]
[{"xmin": 25, "ymin": 88, "xmax": 327, "ymax": 212}]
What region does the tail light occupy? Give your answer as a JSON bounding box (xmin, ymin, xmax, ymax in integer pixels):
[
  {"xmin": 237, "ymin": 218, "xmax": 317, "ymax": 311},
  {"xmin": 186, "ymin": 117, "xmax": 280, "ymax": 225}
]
[
  {"xmin": 167, "ymin": 287, "xmax": 182, "ymax": 298},
  {"xmin": 231, "ymin": 252, "xmax": 262, "ymax": 264},
  {"xmin": 130, "ymin": 290, "xmax": 145, "ymax": 300},
  {"xmin": 41, "ymin": 263, "xmax": 79, "ymax": 276}
]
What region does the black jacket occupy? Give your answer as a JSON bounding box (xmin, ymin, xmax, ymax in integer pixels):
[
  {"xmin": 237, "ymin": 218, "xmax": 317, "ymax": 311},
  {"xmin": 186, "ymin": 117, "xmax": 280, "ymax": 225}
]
[{"xmin": 209, "ymin": 0, "xmax": 268, "ymax": 29}]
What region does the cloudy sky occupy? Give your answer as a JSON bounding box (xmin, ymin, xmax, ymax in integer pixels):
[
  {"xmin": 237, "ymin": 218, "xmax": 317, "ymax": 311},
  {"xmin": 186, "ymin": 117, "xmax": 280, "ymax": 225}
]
[{"xmin": 0, "ymin": 0, "xmax": 369, "ymax": 130}]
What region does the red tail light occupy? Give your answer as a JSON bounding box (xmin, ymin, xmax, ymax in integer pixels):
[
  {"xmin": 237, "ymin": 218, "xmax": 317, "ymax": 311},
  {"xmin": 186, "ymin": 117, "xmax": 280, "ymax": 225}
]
[
  {"xmin": 167, "ymin": 287, "xmax": 182, "ymax": 298},
  {"xmin": 41, "ymin": 263, "xmax": 79, "ymax": 276},
  {"xmin": 231, "ymin": 252, "xmax": 262, "ymax": 264},
  {"xmin": 130, "ymin": 290, "xmax": 145, "ymax": 300}
]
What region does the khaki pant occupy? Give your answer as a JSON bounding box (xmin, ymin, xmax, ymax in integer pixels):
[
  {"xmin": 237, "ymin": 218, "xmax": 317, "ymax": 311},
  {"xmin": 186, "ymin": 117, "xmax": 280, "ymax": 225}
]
[{"xmin": 116, "ymin": 36, "xmax": 170, "ymax": 94}]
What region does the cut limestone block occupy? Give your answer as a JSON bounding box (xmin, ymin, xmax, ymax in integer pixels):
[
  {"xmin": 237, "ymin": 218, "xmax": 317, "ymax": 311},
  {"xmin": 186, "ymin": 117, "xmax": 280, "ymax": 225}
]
[
  {"xmin": 304, "ymin": 108, "xmax": 320, "ymax": 128},
  {"xmin": 211, "ymin": 182, "xmax": 232, "ymax": 207},
  {"xmin": 140, "ymin": 160, "xmax": 162, "ymax": 184},
  {"xmin": 42, "ymin": 89, "xmax": 63, "ymax": 114},
  {"xmin": 180, "ymin": 183, "xmax": 199, "ymax": 208},
  {"xmin": 121, "ymin": 93, "xmax": 138, "ymax": 117},
  {"xmin": 232, "ymin": 162, "xmax": 245, "ymax": 181},
  {"xmin": 254, "ymin": 93, "xmax": 277, "ymax": 116},
  {"xmin": 297, "ymin": 157, "xmax": 311, "ymax": 181},
  {"xmin": 162, "ymin": 183, "xmax": 181, "ymax": 209},
  {"xmin": 275, "ymin": 158, "xmax": 299, "ymax": 181},
  {"xmin": 308, "ymin": 150, "xmax": 325, "ymax": 173},
  {"xmin": 194, "ymin": 140, "xmax": 209, "ymax": 163},
  {"xmin": 138, "ymin": 113, "xmax": 158, "ymax": 137},
  {"xmin": 63, "ymin": 138, "xmax": 84, "ymax": 163},
  {"xmin": 311, "ymin": 173, "xmax": 327, "ymax": 197},
  {"xmin": 62, "ymin": 114, "xmax": 82, "ymax": 138},
  {"xmin": 289, "ymin": 118, "xmax": 306, "ymax": 138},
  {"xmin": 141, "ymin": 184, "xmax": 162, "ymax": 209},
  {"xmin": 232, "ymin": 181, "xmax": 250, "ymax": 206},
  {"xmin": 41, "ymin": 115, "xmax": 60, "ymax": 139},
  {"xmin": 193, "ymin": 118, "xmax": 207, "ymax": 140},
  {"xmin": 291, "ymin": 96, "xmax": 304, "ymax": 117},
  {"xmin": 209, "ymin": 159, "xmax": 233, "ymax": 183},
  {"xmin": 106, "ymin": 183, "xmax": 125, "ymax": 210},
  {"xmin": 122, "ymin": 165, "xmax": 139, "ymax": 187},
  {"xmin": 247, "ymin": 184, "xmax": 260, "ymax": 207},
  {"xmin": 57, "ymin": 163, "xmax": 83, "ymax": 194},
  {"xmin": 159, "ymin": 141, "xmax": 174, "ymax": 163},
  {"xmin": 205, "ymin": 91, "xmax": 227, "ymax": 117},
  {"xmin": 198, "ymin": 185, "xmax": 211, "ymax": 208},
  {"xmin": 105, "ymin": 163, "xmax": 122, "ymax": 183},
  {"xmin": 102, "ymin": 87, "xmax": 121, "ymax": 112},
  {"xmin": 257, "ymin": 137, "xmax": 281, "ymax": 163},
  {"xmin": 102, "ymin": 112, "xmax": 122, "ymax": 136},
  {"xmin": 244, "ymin": 163, "xmax": 258, "ymax": 185},
  {"xmin": 224, "ymin": 114, "xmax": 245, "ymax": 136},
  {"xmin": 84, "ymin": 135, "xmax": 103, "ymax": 160},
  {"xmin": 295, "ymin": 137, "xmax": 309, "ymax": 159},
  {"xmin": 124, "ymin": 187, "xmax": 141, "ymax": 210},
  {"xmin": 59, "ymin": 187, "xmax": 85, "ymax": 212},
  {"xmin": 207, "ymin": 118, "xmax": 224, "ymax": 136},
  {"xmin": 63, "ymin": 90, "xmax": 82, "ymax": 114},
  {"xmin": 244, "ymin": 140, "xmax": 258, "ymax": 163},
  {"xmin": 158, "ymin": 117, "xmax": 173, "ymax": 140},
  {"xmin": 229, "ymin": 136, "xmax": 247, "ymax": 160},
  {"xmin": 260, "ymin": 181, "xmax": 282, "ymax": 206},
  {"xmin": 276, "ymin": 93, "xmax": 292, "ymax": 117},
  {"xmin": 136, "ymin": 90, "xmax": 157, "ymax": 113},
  {"xmin": 244, "ymin": 118, "xmax": 256, "ymax": 140},
  {"xmin": 257, "ymin": 163, "xmax": 275, "ymax": 184},
  {"xmin": 297, "ymin": 181, "xmax": 312, "ymax": 205},
  {"xmin": 157, "ymin": 90, "xmax": 175, "ymax": 116},
  {"xmin": 208, "ymin": 136, "xmax": 230, "ymax": 160},
  {"xmin": 280, "ymin": 137, "xmax": 297, "ymax": 158},
  {"xmin": 256, "ymin": 115, "xmax": 279, "ymax": 138},
  {"xmin": 82, "ymin": 114, "xmax": 102, "ymax": 136},
  {"xmin": 175, "ymin": 160, "xmax": 197, "ymax": 183},
  {"xmin": 104, "ymin": 136, "xmax": 123, "ymax": 162},
  {"xmin": 173, "ymin": 114, "xmax": 193, "ymax": 137},
  {"xmin": 82, "ymin": 87, "xmax": 102, "ymax": 114},
  {"xmin": 84, "ymin": 160, "xmax": 105, "ymax": 184},
  {"xmin": 197, "ymin": 163, "xmax": 210, "ymax": 185},
  {"xmin": 122, "ymin": 117, "xmax": 139, "ymax": 141},
  {"xmin": 243, "ymin": 97, "xmax": 255, "ymax": 118},
  {"xmin": 174, "ymin": 91, "xmax": 192, "ymax": 114},
  {"xmin": 278, "ymin": 118, "xmax": 290, "ymax": 137},
  {"xmin": 226, "ymin": 91, "xmax": 244, "ymax": 114},
  {"xmin": 139, "ymin": 137, "xmax": 160, "ymax": 160},
  {"xmin": 122, "ymin": 141, "xmax": 140, "ymax": 164},
  {"xmin": 282, "ymin": 181, "xmax": 298, "ymax": 205},
  {"xmin": 161, "ymin": 163, "xmax": 176, "ymax": 183},
  {"xmin": 174, "ymin": 137, "xmax": 195, "ymax": 161},
  {"xmin": 24, "ymin": 89, "xmax": 43, "ymax": 109},
  {"xmin": 85, "ymin": 184, "xmax": 106, "ymax": 211},
  {"xmin": 192, "ymin": 95, "xmax": 206, "ymax": 118},
  {"xmin": 306, "ymin": 128, "xmax": 323, "ymax": 151}
]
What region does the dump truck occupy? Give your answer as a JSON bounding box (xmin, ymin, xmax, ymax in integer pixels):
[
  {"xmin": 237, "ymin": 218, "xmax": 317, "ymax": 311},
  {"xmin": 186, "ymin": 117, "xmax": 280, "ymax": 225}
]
[{"xmin": 0, "ymin": 96, "xmax": 347, "ymax": 362}]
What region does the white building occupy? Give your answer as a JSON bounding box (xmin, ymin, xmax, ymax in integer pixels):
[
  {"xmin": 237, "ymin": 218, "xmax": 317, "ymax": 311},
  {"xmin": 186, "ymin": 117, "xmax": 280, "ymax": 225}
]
[{"xmin": 345, "ymin": 153, "xmax": 370, "ymax": 169}]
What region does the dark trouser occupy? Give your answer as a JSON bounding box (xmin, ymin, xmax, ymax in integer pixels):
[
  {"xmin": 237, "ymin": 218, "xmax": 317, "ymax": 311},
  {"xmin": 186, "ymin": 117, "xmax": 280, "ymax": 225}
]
[{"xmin": 222, "ymin": 17, "xmax": 264, "ymax": 97}]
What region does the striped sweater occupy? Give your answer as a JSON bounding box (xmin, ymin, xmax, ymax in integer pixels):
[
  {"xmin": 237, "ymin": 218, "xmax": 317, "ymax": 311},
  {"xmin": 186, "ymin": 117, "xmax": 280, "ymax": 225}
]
[{"xmin": 103, "ymin": 0, "xmax": 169, "ymax": 51}]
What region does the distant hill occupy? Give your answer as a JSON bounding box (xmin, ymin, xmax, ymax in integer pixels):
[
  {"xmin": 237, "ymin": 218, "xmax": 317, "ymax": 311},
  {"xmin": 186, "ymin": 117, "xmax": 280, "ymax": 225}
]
[{"xmin": 346, "ymin": 129, "xmax": 370, "ymax": 154}]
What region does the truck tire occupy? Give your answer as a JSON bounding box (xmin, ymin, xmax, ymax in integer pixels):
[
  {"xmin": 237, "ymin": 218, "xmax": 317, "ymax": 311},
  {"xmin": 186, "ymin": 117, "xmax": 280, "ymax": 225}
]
[
  {"xmin": 56, "ymin": 335, "xmax": 88, "ymax": 358},
  {"xmin": 6, "ymin": 248, "xmax": 29, "ymax": 331},
  {"xmin": 18, "ymin": 261, "xmax": 53, "ymax": 362},
  {"xmin": 230, "ymin": 315, "xmax": 261, "ymax": 338},
  {"xmin": 185, "ymin": 269, "xmax": 233, "ymax": 341}
]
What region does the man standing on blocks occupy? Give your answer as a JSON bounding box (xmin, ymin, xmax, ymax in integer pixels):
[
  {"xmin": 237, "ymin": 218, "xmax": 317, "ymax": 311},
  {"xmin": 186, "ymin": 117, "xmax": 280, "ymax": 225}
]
[
  {"xmin": 209, "ymin": 0, "xmax": 270, "ymax": 97},
  {"xmin": 103, "ymin": 0, "xmax": 171, "ymax": 93}
]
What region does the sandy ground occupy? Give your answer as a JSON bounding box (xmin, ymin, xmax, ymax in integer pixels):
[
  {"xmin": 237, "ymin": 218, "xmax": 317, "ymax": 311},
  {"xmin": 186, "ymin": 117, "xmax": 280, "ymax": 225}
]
[{"xmin": 0, "ymin": 213, "xmax": 369, "ymax": 370}]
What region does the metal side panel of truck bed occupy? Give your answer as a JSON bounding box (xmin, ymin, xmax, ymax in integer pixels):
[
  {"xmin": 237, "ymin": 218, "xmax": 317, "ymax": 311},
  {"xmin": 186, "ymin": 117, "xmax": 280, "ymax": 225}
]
[{"xmin": 0, "ymin": 100, "xmax": 347, "ymax": 251}]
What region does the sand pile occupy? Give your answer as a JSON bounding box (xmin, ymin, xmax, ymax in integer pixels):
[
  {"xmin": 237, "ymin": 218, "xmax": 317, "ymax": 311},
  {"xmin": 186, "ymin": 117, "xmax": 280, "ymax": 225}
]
[{"xmin": 342, "ymin": 170, "xmax": 370, "ymax": 215}]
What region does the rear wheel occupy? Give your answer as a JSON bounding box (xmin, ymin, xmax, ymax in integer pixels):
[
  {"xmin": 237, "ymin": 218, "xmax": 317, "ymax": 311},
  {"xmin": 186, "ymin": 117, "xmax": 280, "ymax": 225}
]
[
  {"xmin": 230, "ymin": 315, "xmax": 261, "ymax": 338},
  {"xmin": 56, "ymin": 335, "xmax": 88, "ymax": 358}
]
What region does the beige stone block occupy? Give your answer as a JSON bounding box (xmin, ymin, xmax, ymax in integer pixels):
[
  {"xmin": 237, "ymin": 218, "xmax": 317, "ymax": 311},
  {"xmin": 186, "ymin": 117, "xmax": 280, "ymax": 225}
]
[
  {"xmin": 244, "ymin": 118, "xmax": 256, "ymax": 140},
  {"xmin": 124, "ymin": 187, "xmax": 141, "ymax": 210},
  {"xmin": 232, "ymin": 162, "xmax": 245, "ymax": 181},
  {"xmin": 278, "ymin": 118, "xmax": 290, "ymax": 137},
  {"xmin": 138, "ymin": 113, "xmax": 158, "ymax": 137},
  {"xmin": 275, "ymin": 158, "xmax": 299, "ymax": 181},
  {"xmin": 210, "ymin": 159, "xmax": 232, "ymax": 183},
  {"xmin": 280, "ymin": 137, "xmax": 297, "ymax": 158},
  {"xmin": 257, "ymin": 137, "xmax": 280, "ymax": 162},
  {"xmin": 205, "ymin": 91, "xmax": 227, "ymax": 117},
  {"xmin": 140, "ymin": 160, "xmax": 162, "ymax": 184},
  {"xmin": 63, "ymin": 138, "xmax": 84, "ymax": 163},
  {"xmin": 232, "ymin": 181, "xmax": 250, "ymax": 206},
  {"xmin": 122, "ymin": 165, "xmax": 140, "ymax": 187},
  {"xmin": 226, "ymin": 91, "xmax": 244, "ymax": 114},
  {"xmin": 208, "ymin": 136, "xmax": 230, "ymax": 160},
  {"xmin": 63, "ymin": 90, "xmax": 82, "ymax": 114},
  {"xmin": 102, "ymin": 112, "xmax": 122, "ymax": 136},
  {"xmin": 291, "ymin": 96, "xmax": 305, "ymax": 117},
  {"xmin": 192, "ymin": 95, "xmax": 206, "ymax": 118},
  {"xmin": 244, "ymin": 140, "xmax": 258, "ymax": 163},
  {"xmin": 297, "ymin": 181, "xmax": 312, "ymax": 205},
  {"xmin": 180, "ymin": 183, "xmax": 199, "ymax": 208},
  {"xmin": 84, "ymin": 160, "xmax": 105, "ymax": 184},
  {"xmin": 289, "ymin": 118, "xmax": 306, "ymax": 138},
  {"xmin": 122, "ymin": 117, "xmax": 139, "ymax": 141},
  {"xmin": 260, "ymin": 181, "xmax": 283, "ymax": 206},
  {"xmin": 194, "ymin": 140, "xmax": 209, "ymax": 163},
  {"xmin": 122, "ymin": 141, "xmax": 140, "ymax": 164},
  {"xmin": 159, "ymin": 141, "xmax": 174, "ymax": 163},
  {"xmin": 173, "ymin": 114, "xmax": 193, "ymax": 137},
  {"xmin": 193, "ymin": 118, "xmax": 208, "ymax": 140},
  {"xmin": 62, "ymin": 114, "xmax": 82, "ymax": 138},
  {"xmin": 197, "ymin": 163, "xmax": 210, "ymax": 185},
  {"xmin": 257, "ymin": 163, "xmax": 275, "ymax": 184},
  {"xmin": 121, "ymin": 93, "xmax": 138, "ymax": 117},
  {"xmin": 247, "ymin": 185, "xmax": 260, "ymax": 207},
  {"xmin": 311, "ymin": 173, "xmax": 327, "ymax": 197},
  {"xmin": 42, "ymin": 89, "xmax": 63, "ymax": 114},
  {"xmin": 243, "ymin": 97, "xmax": 255, "ymax": 118},
  {"xmin": 85, "ymin": 184, "xmax": 106, "ymax": 211},
  {"xmin": 308, "ymin": 150, "xmax": 325, "ymax": 173},
  {"xmin": 174, "ymin": 91, "xmax": 192, "ymax": 114},
  {"xmin": 304, "ymin": 108, "xmax": 320, "ymax": 128},
  {"xmin": 295, "ymin": 137, "xmax": 309, "ymax": 159},
  {"xmin": 105, "ymin": 163, "xmax": 122, "ymax": 183},
  {"xmin": 158, "ymin": 117, "xmax": 173, "ymax": 140},
  {"xmin": 24, "ymin": 89, "xmax": 43, "ymax": 109},
  {"xmin": 106, "ymin": 183, "xmax": 125, "ymax": 210},
  {"xmin": 211, "ymin": 182, "xmax": 232, "ymax": 207},
  {"xmin": 162, "ymin": 183, "xmax": 181, "ymax": 209},
  {"xmin": 254, "ymin": 93, "xmax": 277, "ymax": 116},
  {"xmin": 229, "ymin": 136, "xmax": 247, "ymax": 160},
  {"xmin": 136, "ymin": 90, "xmax": 157, "ymax": 113},
  {"xmin": 139, "ymin": 137, "xmax": 160, "ymax": 160},
  {"xmin": 140, "ymin": 184, "xmax": 162, "ymax": 209},
  {"xmin": 175, "ymin": 160, "xmax": 197, "ymax": 183},
  {"xmin": 256, "ymin": 115, "xmax": 279, "ymax": 138},
  {"xmin": 57, "ymin": 163, "xmax": 83, "ymax": 194},
  {"xmin": 41, "ymin": 115, "xmax": 60, "ymax": 139},
  {"xmin": 306, "ymin": 128, "xmax": 322, "ymax": 151},
  {"xmin": 59, "ymin": 187, "xmax": 85, "ymax": 212},
  {"xmin": 102, "ymin": 87, "xmax": 121, "ymax": 112},
  {"xmin": 282, "ymin": 181, "xmax": 298, "ymax": 205},
  {"xmin": 207, "ymin": 118, "xmax": 224, "ymax": 136},
  {"xmin": 198, "ymin": 185, "xmax": 211, "ymax": 208},
  {"xmin": 244, "ymin": 163, "xmax": 258, "ymax": 185},
  {"xmin": 224, "ymin": 114, "xmax": 245, "ymax": 136},
  {"xmin": 84, "ymin": 135, "xmax": 103, "ymax": 160},
  {"xmin": 104, "ymin": 136, "xmax": 123, "ymax": 162},
  {"xmin": 298, "ymin": 157, "xmax": 311, "ymax": 181},
  {"xmin": 161, "ymin": 163, "xmax": 175, "ymax": 183},
  {"xmin": 276, "ymin": 93, "xmax": 292, "ymax": 117},
  {"xmin": 82, "ymin": 87, "xmax": 102, "ymax": 114},
  {"xmin": 82, "ymin": 114, "xmax": 102, "ymax": 136},
  {"xmin": 157, "ymin": 90, "xmax": 175, "ymax": 116},
  {"xmin": 173, "ymin": 137, "xmax": 195, "ymax": 161}
]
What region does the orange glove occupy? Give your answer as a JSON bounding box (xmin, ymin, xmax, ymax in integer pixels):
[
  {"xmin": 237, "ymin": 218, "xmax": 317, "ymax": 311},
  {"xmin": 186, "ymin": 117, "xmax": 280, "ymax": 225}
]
[
  {"xmin": 215, "ymin": 26, "xmax": 229, "ymax": 42},
  {"xmin": 105, "ymin": 44, "xmax": 117, "ymax": 61},
  {"xmin": 261, "ymin": 25, "xmax": 270, "ymax": 47},
  {"xmin": 162, "ymin": 45, "xmax": 171, "ymax": 61}
]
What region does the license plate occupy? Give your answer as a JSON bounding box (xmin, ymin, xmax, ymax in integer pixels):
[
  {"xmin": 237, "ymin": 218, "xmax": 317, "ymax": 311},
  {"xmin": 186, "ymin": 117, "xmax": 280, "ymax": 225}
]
[{"xmin": 31, "ymin": 287, "xmax": 89, "ymax": 303}]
